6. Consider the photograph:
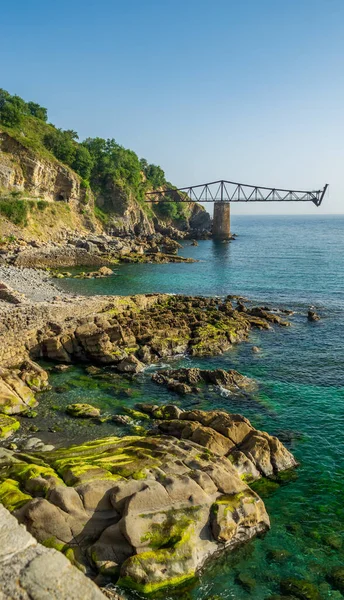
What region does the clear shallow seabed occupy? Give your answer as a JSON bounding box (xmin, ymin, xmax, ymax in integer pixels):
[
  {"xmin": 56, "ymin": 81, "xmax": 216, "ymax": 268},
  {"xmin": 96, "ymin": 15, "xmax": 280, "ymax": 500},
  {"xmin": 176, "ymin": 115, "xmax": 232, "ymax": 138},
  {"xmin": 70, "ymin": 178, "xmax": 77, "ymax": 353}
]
[{"xmin": 42, "ymin": 216, "xmax": 344, "ymax": 598}]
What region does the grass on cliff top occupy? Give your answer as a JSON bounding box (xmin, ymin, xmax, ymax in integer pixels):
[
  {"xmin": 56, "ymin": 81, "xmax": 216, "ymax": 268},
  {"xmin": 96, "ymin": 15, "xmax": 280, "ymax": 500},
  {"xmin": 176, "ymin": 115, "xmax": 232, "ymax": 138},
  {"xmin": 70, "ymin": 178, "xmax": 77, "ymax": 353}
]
[{"xmin": 1, "ymin": 117, "xmax": 64, "ymax": 164}]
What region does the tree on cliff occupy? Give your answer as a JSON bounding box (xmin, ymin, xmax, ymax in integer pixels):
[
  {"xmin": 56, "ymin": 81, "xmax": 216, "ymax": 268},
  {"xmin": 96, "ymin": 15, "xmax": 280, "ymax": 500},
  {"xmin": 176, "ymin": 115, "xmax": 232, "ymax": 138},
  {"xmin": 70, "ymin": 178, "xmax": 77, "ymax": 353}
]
[{"xmin": 0, "ymin": 89, "xmax": 47, "ymax": 126}]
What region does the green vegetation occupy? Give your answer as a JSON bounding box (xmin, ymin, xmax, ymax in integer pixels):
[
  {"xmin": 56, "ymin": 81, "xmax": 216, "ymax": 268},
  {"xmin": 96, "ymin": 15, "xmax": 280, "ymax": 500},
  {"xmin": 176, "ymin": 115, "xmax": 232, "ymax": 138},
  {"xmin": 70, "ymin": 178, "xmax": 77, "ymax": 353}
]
[
  {"xmin": 0, "ymin": 198, "xmax": 29, "ymax": 226},
  {"xmin": 0, "ymin": 88, "xmax": 192, "ymax": 226}
]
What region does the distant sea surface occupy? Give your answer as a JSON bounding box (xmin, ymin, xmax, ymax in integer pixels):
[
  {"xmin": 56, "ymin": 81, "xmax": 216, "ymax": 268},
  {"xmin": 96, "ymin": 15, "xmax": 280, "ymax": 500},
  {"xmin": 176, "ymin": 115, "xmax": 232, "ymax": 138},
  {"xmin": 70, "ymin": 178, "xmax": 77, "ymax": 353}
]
[{"xmin": 56, "ymin": 215, "xmax": 344, "ymax": 599}]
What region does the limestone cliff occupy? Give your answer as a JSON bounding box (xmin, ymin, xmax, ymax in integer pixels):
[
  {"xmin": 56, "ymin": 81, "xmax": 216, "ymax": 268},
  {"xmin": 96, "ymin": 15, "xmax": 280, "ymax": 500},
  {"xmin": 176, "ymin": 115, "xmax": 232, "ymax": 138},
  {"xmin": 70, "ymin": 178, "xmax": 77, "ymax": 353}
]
[
  {"xmin": 0, "ymin": 131, "xmax": 100, "ymax": 240},
  {"xmin": 0, "ymin": 132, "xmax": 86, "ymax": 204},
  {"xmin": 0, "ymin": 130, "xmax": 211, "ymax": 240}
]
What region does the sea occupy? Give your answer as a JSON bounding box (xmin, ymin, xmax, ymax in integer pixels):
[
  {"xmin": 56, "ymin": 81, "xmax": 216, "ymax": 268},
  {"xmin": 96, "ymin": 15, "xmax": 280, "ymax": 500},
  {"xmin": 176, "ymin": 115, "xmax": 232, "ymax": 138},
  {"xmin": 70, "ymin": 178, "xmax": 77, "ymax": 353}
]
[{"xmin": 44, "ymin": 215, "xmax": 344, "ymax": 599}]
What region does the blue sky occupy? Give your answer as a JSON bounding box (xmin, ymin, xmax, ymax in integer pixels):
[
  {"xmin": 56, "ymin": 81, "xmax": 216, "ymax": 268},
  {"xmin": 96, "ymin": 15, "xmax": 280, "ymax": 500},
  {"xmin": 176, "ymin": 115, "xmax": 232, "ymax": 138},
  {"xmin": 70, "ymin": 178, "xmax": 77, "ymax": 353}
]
[{"xmin": 1, "ymin": 0, "xmax": 344, "ymax": 214}]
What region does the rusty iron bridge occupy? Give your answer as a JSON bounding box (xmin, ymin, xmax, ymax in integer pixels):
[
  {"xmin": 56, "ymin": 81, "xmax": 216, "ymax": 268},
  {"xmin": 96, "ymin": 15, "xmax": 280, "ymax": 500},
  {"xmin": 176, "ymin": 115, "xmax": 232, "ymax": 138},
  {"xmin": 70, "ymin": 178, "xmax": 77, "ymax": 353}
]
[{"xmin": 145, "ymin": 179, "xmax": 328, "ymax": 239}]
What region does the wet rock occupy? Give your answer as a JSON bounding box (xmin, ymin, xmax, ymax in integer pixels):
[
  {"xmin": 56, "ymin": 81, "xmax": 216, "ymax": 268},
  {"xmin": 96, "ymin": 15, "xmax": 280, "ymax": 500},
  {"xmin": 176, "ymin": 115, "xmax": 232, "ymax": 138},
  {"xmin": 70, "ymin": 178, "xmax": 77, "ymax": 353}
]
[
  {"xmin": 327, "ymin": 566, "xmax": 344, "ymax": 594},
  {"xmin": 323, "ymin": 533, "xmax": 342, "ymax": 549},
  {"xmin": 252, "ymin": 346, "xmax": 261, "ymax": 353},
  {"xmin": 307, "ymin": 309, "xmax": 320, "ymax": 322},
  {"xmin": 280, "ymin": 578, "xmax": 321, "ymax": 600},
  {"xmin": 267, "ymin": 549, "xmax": 292, "ymax": 562},
  {"xmin": 0, "ymin": 407, "xmax": 297, "ymax": 594},
  {"xmin": 0, "ymin": 367, "xmax": 38, "ymax": 415},
  {"xmin": 0, "ymin": 414, "xmax": 20, "ymax": 439},
  {"xmin": 151, "ymin": 367, "xmax": 255, "ymax": 394},
  {"xmin": 66, "ymin": 403, "xmax": 101, "ymax": 418},
  {"xmin": 236, "ymin": 572, "xmax": 257, "ymax": 592},
  {"xmin": 110, "ymin": 414, "xmax": 132, "ymax": 426},
  {"xmin": 54, "ymin": 364, "xmax": 71, "ymax": 373},
  {"xmin": 98, "ymin": 267, "xmax": 114, "ymax": 277},
  {"xmin": 117, "ymin": 355, "xmax": 145, "ymax": 374}
]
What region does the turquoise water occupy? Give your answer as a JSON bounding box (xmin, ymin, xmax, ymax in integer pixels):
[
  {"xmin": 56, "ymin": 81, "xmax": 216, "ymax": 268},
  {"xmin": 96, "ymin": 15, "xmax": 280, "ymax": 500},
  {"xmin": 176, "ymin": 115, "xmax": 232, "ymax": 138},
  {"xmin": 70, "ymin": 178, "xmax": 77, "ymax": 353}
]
[{"xmin": 48, "ymin": 216, "xmax": 344, "ymax": 598}]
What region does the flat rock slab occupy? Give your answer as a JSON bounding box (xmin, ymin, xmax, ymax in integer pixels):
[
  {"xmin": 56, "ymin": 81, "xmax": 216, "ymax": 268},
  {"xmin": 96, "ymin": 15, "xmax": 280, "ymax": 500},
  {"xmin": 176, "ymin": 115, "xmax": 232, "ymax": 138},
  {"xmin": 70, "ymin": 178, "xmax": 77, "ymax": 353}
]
[{"xmin": 0, "ymin": 504, "xmax": 106, "ymax": 599}]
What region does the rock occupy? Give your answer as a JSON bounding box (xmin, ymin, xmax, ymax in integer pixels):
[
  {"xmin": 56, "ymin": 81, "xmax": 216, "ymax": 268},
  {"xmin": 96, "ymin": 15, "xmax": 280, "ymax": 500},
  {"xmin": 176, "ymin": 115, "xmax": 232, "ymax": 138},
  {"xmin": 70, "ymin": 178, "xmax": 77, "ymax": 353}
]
[
  {"xmin": 54, "ymin": 364, "xmax": 71, "ymax": 372},
  {"xmin": 307, "ymin": 309, "xmax": 320, "ymax": 322},
  {"xmin": 66, "ymin": 403, "xmax": 101, "ymax": 418},
  {"xmin": 0, "ymin": 407, "xmax": 297, "ymax": 593},
  {"xmin": 0, "ymin": 414, "xmax": 20, "ymax": 439},
  {"xmin": 267, "ymin": 548, "xmax": 292, "ymax": 562},
  {"xmin": 327, "ymin": 566, "xmax": 344, "ymax": 594},
  {"xmin": 280, "ymin": 579, "xmax": 321, "ymax": 600},
  {"xmin": 0, "ymin": 504, "xmax": 107, "ymax": 600},
  {"xmin": 191, "ymin": 240, "xmax": 198, "ymax": 246},
  {"xmin": 110, "ymin": 414, "xmax": 131, "ymax": 426},
  {"xmin": 98, "ymin": 267, "xmax": 114, "ymax": 277},
  {"xmin": 236, "ymin": 572, "xmax": 257, "ymax": 592},
  {"xmin": 0, "ymin": 367, "xmax": 38, "ymax": 415},
  {"xmin": 0, "ymin": 293, "xmax": 290, "ymax": 370},
  {"xmin": 252, "ymin": 346, "xmax": 261, "ymax": 353},
  {"xmin": 152, "ymin": 367, "xmax": 255, "ymax": 394},
  {"xmin": 117, "ymin": 355, "xmax": 145, "ymax": 374}
]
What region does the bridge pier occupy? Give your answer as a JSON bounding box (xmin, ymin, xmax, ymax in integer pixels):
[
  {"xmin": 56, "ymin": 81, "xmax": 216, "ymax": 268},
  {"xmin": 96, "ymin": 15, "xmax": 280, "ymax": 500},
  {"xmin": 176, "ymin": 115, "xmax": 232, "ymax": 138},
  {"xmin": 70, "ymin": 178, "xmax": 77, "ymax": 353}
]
[{"xmin": 213, "ymin": 201, "xmax": 230, "ymax": 239}]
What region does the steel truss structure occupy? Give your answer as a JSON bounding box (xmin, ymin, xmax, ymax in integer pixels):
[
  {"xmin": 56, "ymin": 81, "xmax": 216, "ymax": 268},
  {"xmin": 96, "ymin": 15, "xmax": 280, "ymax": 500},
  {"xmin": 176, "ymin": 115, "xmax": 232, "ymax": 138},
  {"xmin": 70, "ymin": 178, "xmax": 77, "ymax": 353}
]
[{"xmin": 146, "ymin": 180, "xmax": 328, "ymax": 207}]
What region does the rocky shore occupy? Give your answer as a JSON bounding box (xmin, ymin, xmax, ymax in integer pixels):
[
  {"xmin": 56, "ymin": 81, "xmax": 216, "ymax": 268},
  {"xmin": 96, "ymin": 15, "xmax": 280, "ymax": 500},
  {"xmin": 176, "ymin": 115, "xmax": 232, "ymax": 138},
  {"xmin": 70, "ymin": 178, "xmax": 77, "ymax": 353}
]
[
  {"xmin": 0, "ymin": 258, "xmax": 300, "ymax": 597},
  {"xmin": 0, "ymin": 407, "xmax": 296, "ymax": 594},
  {"xmin": 0, "ymin": 232, "xmax": 198, "ymax": 270}
]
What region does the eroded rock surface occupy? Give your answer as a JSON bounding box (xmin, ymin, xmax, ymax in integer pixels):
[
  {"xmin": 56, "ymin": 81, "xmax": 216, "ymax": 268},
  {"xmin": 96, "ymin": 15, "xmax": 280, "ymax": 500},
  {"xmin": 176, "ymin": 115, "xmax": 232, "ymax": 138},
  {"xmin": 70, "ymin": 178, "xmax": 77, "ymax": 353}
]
[
  {"xmin": 0, "ymin": 360, "xmax": 48, "ymax": 415},
  {"xmin": 0, "ymin": 503, "xmax": 107, "ymax": 599},
  {"xmin": 0, "ymin": 408, "xmax": 296, "ymax": 593},
  {"xmin": 152, "ymin": 367, "xmax": 255, "ymax": 395}
]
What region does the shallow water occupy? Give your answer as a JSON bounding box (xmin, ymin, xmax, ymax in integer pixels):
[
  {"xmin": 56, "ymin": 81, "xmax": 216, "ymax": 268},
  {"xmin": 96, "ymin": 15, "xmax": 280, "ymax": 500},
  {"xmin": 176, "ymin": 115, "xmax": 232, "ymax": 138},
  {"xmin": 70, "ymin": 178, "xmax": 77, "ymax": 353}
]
[{"xmin": 34, "ymin": 216, "xmax": 344, "ymax": 597}]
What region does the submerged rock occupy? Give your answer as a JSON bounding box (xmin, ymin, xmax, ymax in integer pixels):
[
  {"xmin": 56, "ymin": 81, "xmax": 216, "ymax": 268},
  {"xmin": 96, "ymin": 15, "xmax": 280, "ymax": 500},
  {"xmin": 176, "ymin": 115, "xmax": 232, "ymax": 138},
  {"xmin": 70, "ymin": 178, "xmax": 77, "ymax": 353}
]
[
  {"xmin": 327, "ymin": 566, "xmax": 344, "ymax": 594},
  {"xmin": 66, "ymin": 403, "xmax": 101, "ymax": 418},
  {"xmin": 0, "ymin": 407, "xmax": 297, "ymax": 594},
  {"xmin": 280, "ymin": 578, "xmax": 321, "ymax": 600}
]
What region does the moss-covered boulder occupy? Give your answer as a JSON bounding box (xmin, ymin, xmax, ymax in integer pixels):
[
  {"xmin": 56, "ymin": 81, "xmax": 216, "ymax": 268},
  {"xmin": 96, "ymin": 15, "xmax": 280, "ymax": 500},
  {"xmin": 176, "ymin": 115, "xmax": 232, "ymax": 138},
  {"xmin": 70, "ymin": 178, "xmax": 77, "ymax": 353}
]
[
  {"xmin": 66, "ymin": 403, "xmax": 101, "ymax": 418},
  {"xmin": 0, "ymin": 368, "xmax": 37, "ymax": 414},
  {"xmin": 280, "ymin": 579, "xmax": 321, "ymax": 600},
  {"xmin": 0, "ymin": 414, "xmax": 20, "ymax": 439},
  {"xmin": 327, "ymin": 566, "xmax": 344, "ymax": 594},
  {"xmin": 0, "ymin": 407, "xmax": 297, "ymax": 594}
]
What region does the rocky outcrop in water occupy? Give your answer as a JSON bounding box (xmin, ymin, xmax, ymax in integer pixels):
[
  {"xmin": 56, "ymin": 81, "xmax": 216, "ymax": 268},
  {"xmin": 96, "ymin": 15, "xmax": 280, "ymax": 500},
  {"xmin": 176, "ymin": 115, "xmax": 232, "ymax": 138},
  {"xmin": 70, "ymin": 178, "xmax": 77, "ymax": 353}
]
[
  {"xmin": 0, "ymin": 408, "xmax": 296, "ymax": 593},
  {"xmin": 151, "ymin": 367, "xmax": 256, "ymax": 395},
  {"xmin": 0, "ymin": 294, "xmax": 290, "ymax": 369}
]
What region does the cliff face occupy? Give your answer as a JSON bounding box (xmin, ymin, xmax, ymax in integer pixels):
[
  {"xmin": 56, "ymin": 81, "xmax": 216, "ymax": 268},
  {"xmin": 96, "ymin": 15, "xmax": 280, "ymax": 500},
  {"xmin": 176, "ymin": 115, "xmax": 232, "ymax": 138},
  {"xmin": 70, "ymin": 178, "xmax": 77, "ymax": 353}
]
[
  {"xmin": 97, "ymin": 178, "xmax": 155, "ymax": 236},
  {"xmin": 0, "ymin": 130, "xmax": 211, "ymax": 239},
  {"xmin": 0, "ymin": 132, "xmax": 87, "ymax": 204}
]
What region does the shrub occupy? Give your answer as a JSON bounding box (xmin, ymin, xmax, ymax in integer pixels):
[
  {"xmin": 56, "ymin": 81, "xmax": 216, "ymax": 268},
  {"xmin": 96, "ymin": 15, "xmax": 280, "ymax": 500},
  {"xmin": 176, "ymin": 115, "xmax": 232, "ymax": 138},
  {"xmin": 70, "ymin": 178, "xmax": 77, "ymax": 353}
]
[
  {"xmin": 0, "ymin": 199, "xmax": 29, "ymax": 226},
  {"xmin": 36, "ymin": 200, "xmax": 49, "ymax": 211}
]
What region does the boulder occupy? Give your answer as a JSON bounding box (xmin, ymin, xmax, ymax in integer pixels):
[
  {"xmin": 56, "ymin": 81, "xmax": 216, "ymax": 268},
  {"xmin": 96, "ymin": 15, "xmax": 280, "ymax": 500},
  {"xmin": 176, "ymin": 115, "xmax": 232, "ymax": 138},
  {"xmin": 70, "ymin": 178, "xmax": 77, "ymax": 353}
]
[
  {"xmin": 98, "ymin": 267, "xmax": 114, "ymax": 277},
  {"xmin": 0, "ymin": 408, "xmax": 298, "ymax": 593},
  {"xmin": 117, "ymin": 355, "xmax": 145, "ymax": 374},
  {"xmin": 0, "ymin": 368, "xmax": 38, "ymax": 415},
  {"xmin": 66, "ymin": 403, "xmax": 101, "ymax": 418},
  {"xmin": 308, "ymin": 309, "xmax": 320, "ymax": 322},
  {"xmin": 0, "ymin": 414, "xmax": 20, "ymax": 439}
]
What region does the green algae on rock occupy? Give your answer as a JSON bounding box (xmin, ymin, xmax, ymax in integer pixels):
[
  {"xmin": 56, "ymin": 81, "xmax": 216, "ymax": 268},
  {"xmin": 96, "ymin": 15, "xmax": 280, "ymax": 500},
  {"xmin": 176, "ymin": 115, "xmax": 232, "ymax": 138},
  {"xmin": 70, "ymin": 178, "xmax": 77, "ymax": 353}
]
[
  {"xmin": 0, "ymin": 414, "xmax": 20, "ymax": 439},
  {"xmin": 0, "ymin": 407, "xmax": 297, "ymax": 593},
  {"xmin": 280, "ymin": 578, "xmax": 322, "ymax": 600},
  {"xmin": 66, "ymin": 403, "xmax": 101, "ymax": 418}
]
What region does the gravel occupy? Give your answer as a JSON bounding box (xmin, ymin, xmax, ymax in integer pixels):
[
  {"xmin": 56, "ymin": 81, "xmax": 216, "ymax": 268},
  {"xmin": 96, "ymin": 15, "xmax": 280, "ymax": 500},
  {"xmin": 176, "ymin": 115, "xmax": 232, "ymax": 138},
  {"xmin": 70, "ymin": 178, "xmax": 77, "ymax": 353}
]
[{"xmin": 0, "ymin": 266, "xmax": 68, "ymax": 302}]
